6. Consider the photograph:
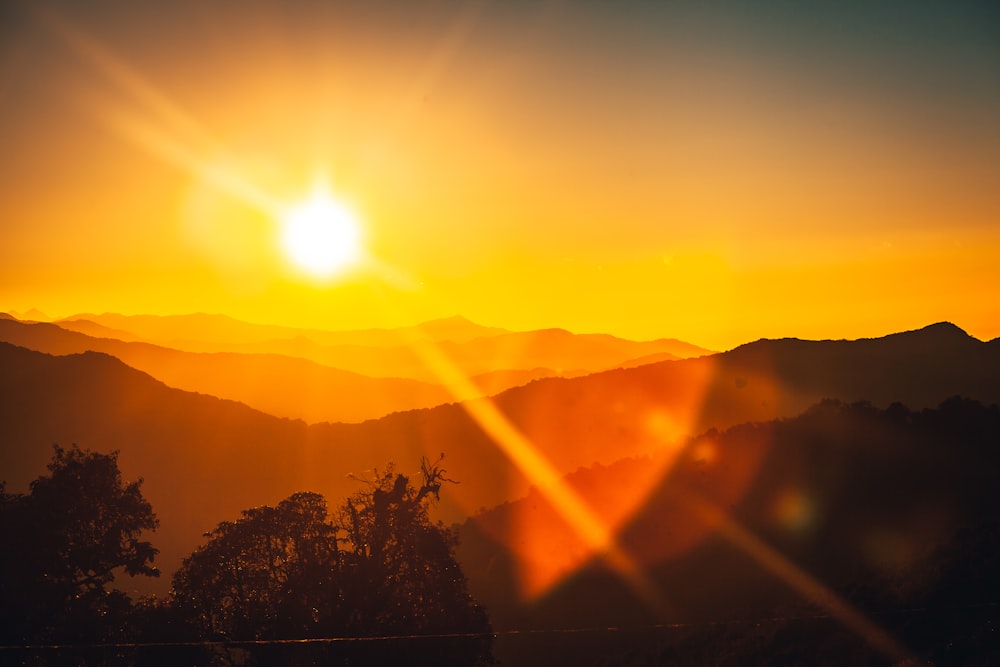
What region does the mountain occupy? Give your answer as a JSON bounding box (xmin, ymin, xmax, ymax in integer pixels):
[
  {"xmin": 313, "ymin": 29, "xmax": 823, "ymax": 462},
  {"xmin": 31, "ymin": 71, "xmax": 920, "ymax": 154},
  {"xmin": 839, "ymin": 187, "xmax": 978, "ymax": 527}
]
[
  {"xmin": 56, "ymin": 313, "xmax": 713, "ymax": 382},
  {"xmin": 0, "ymin": 343, "xmax": 462, "ymax": 596},
  {"xmin": 714, "ymin": 321, "xmax": 999, "ymax": 411},
  {"xmin": 617, "ymin": 350, "xmax": 685, "ymax": 368},
  {"xmin": 6, "ymin": 308, "xmax": 48, "ymax": 321},
  {"xmin": 2, "ymin": 322, "xmax": 998, "ymax": 598},
  {"xmin": 0, "ymin": 343, "xmax": 313, "ymax": 595},
  {"xmin": 467, "ymin": 367, "xmax": 586, "ymax": 395},
  {"xmin": 430, "ymin": 328, "xmax": 710, "ymax": 376},
  {"xmin": 407, "ymin": 315, "xmax": 511, "ymax": 343},
  {"xmin": 458, "ymin": 398, "xmax": 1000, "ymax": 664},
  {"xmin": 45, "ymin": 318, "xmax": 148, "ymax": 342},
  {"xmin": 206, "ymin": 328, "xmax": 710, "ymax": 382},
  {"xmin": 0, "ymin": 319, "xmax": 452, "ymax": 423},
  {"xmin": 2, "ymin": 318, "xmax": 714, "ymax": 423},
  {"xmin": 57, "ymin": 313, "xmax": 508, "ymax": 348}
]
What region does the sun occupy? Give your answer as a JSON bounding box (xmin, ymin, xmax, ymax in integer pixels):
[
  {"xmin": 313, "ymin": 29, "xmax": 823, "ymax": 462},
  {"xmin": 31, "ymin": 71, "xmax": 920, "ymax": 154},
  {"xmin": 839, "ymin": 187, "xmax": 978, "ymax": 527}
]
[{"xmin": 279, "ymin": 185, "xmax": 364, "ymax": 279}]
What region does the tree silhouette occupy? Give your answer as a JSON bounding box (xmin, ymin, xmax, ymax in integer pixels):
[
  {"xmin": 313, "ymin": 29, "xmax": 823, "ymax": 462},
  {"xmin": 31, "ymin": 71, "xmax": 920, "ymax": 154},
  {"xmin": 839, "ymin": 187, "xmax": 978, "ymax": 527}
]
[
  {"xmin": 170, "ymin": 456, "xmax": 493, "ymax": 666},
  {"xmin": 339, "ymin": 458, "xmax": 489, "ymax": 638},
  {"xmin": 337, "ymin": 456, "xmax": 493, "ymax": 666},
  {"xmin": 0, "ymin": 445, "xmax": 159, "ymax": 649},
  {"xmin": 171, "ymin": 491, "xmax": 342, "ymax": 642}
]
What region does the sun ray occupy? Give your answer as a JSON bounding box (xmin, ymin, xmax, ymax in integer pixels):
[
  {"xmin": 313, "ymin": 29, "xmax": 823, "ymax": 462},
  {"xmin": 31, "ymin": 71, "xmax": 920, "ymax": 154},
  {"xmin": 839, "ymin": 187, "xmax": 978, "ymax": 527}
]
[
  {"xmin": 99, "ymin": 106, "xmax": 281, "ymax": 215},
  {"xmin": 29, "ymin": 10, "xmax": 915, "ymax": 654},
  {"xmin": 35, "ymin": 6, "xmax": 223, "ymax": 157},
  {"xmin": 35, "ymin": 6, "xmax": 282, "ymax": 219},
  {"xmin": 380, "ymin": 319, "xmax": 667, "ymax": 611},
  {"xmin": 673, "ymin": 485, "xmax": 914, "ymax": 663}
]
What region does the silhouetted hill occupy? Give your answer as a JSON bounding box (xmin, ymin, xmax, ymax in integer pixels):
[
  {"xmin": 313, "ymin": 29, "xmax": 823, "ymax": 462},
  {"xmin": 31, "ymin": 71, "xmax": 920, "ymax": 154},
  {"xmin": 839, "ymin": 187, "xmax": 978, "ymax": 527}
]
[
  {"xmin": 6, "ymin": 308, "xmax": 48, "ymax": 321},
  {"xmin": 57, "ymin": 313, "xmax": 711, "ymax": 382},
  {"xmin": 48, "ymin": 318, "xmax": 148, "ymax": 342},
  {"xmin": 6, "ymin": 317, "xmax": 712, "ymax": 423},
  {"xmin": 467, "ymin": 367, "xmax": 585, "ymax": 395},
  {"xmin": 198, "ymin": 330, "xmax": 699, "ymax": 382},
  {"xmin": 0, "ymin": 343, "xmax": 549, "ymax": 596},
  {"xmin": 458, "ymin": 398, "xmax": 1000, "ymax": 665},
  {"xmin": 0, "ymin": 319, "xmax": 452, "ymax": 423},
  {"xmin": 713, "ymin": 321, "xmax": 999, "ymax": 412},
  {"xmin": 617, "ymin": 351, "xmax": 681, "ymax": 368},
  {"xmin": 417, "ymin": 321, "xmax": 1000, "ymax": 484},
  {"xmin": 431, "ymin": 328, "xmax": 711, "ymax": 376},
  {"xmin": 410, "ymin": 315, "xmax": 511, "ymax": 343},
  {"xmin": 0, "ymin": 343, "xmax": 473, "ymax": 597},
  {"xmin": 58, "ymin": 312, "xmax": 508, "ymax": 348},
  {"xmin": 2, "ymin": 322, "xmax": 999, "ymax": 600},
  {"xmin": 0, "ymin": 343, "xmax": 312, "ymax": 593}
]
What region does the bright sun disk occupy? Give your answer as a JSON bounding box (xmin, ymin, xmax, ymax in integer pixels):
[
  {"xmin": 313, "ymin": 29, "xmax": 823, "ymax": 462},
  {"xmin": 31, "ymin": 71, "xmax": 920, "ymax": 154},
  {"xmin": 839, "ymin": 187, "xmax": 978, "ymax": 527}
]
[{"xmin": 279, "ymin": 186, "xmax": 363, "ymax": 279}]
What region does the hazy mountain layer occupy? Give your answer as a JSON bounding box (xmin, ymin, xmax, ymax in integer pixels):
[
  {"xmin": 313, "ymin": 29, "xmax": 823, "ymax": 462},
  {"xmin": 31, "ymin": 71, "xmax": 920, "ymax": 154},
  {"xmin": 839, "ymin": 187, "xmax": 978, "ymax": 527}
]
[
  {"xmin": 55, "ymin": 313, "xmax": 712, "ymax": 382},
  {"xmin": 57, "ymin": 313, "xmax": 509, "ymax": 347},
  {"xmin": 2, "ymin": 316, "xmax": 715, "ymax": 422},
  {"xmin": 0, "ymin": 319, "xmax": 452, "ymax": 423},
  {"xmin": 1, "ymin": 322, "xmax": 997, "ymax": 598}
]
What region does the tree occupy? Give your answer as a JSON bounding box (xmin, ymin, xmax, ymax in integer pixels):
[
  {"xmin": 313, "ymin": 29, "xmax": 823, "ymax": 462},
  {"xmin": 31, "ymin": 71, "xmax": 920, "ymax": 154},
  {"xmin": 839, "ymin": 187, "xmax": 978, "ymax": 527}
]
[
  {"xmin": 0, "ymin": 445, "xmax": 159, "ymax": 648},
  {"xmin": 171, "ymin": 457, "xmax": 493, "ymax": 666},
  {"xmin": 338, "ymin": 457, "xmax": 491, "ymax": 641},
  {"xmin": 171, "ymin": 492, "xmax": 342, "ymax": 642}
]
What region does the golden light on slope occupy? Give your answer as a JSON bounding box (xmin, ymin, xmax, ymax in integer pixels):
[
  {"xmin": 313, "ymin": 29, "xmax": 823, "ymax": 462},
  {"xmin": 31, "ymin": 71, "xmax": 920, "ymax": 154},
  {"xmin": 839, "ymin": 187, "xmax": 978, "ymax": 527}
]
[{"xmin": 279, "ymin": 184, "xmax": 364, "ymax": 280}]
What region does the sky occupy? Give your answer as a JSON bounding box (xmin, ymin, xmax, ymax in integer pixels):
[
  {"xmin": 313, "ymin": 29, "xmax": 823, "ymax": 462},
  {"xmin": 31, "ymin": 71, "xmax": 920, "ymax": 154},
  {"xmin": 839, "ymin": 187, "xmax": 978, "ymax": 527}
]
[{"xmin": 1, "ymin": 0, "xmax": 998, "ymax": 350}]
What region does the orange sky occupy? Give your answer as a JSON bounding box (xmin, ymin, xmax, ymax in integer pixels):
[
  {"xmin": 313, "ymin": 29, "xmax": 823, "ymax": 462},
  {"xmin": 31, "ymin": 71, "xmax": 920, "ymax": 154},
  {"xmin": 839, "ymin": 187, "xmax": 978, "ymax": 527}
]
[{"xmin": 2, "ymin": 0, "xmax": 998, "ymax": 350}]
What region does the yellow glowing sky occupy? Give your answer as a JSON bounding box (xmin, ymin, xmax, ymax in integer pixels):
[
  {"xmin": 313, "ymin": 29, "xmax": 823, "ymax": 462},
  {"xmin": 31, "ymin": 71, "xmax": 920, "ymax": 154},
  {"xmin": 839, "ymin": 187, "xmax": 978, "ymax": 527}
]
[{"xmin": 2, "ymin": 0, "xmax": 999, "ymax": 350}]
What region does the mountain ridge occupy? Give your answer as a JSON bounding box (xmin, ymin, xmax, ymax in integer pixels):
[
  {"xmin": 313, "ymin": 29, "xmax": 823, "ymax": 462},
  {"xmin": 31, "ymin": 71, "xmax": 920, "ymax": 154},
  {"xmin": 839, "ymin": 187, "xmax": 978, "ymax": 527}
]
[
  {"xmin": 2, "ymin": 322, "xmax": 998, "ymax": 598},
  {"xmin": 57, "ymin": 312, "xmax": 510, "ymax": 348},
  {"xmin": 0, "ymin": 319, "xmax": 453, "ymax": 424},
  {"xmin": 730, "ymin": 321, "xmax": 979, "ymax": 349},
  {"xmin": 0, "ymin": 317, "xmax": 711, "ymax": 422},
  {"xmin": 457, "ymin": 396, "xmax": 1000, "ymax": 642},
  {"xmin": 43, "ymin": 314, "xmax": 712, "ymax": 384}
]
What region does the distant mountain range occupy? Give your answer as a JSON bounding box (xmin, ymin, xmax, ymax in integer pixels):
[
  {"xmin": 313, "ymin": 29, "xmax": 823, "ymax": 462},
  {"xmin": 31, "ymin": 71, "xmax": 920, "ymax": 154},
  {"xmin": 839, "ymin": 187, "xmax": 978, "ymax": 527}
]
[
  {"xmin": 54, "ymin": 313, "xmax": 712, "ymax": 379},
  {"xmin": 0, "ymin": 314, "xmax": 711, "ymax": 422},
  {"xmin": 0, "ymin": 318, "xmax": 451, "ymax": 424},
  {"xmin": 1, "ymin": 321, "xmax": 998, "ymax": 598},
  {"xmin": 55, "ymin": 313, "xmax": 509, "ymax": 348}
]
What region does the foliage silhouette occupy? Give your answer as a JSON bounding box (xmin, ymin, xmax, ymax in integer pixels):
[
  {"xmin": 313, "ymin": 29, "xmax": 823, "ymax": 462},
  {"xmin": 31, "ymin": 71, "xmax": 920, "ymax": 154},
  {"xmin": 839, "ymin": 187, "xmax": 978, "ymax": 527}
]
[
  {"xmin": 171, "ymin": 492, "xmax": 340, "ymax": 642},
  {"xmin": 0, "ymin": 445, "xmax": 158, "ymax": 653},
  {"xmin": 170, "ymin": 456, "xmax": 493, "ymax": 666}
]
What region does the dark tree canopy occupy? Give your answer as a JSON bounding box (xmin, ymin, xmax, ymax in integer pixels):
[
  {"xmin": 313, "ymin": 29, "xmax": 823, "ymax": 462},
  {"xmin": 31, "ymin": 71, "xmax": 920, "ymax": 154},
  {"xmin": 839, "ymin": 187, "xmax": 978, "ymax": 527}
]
[
  {"xmin": 338, "ymin": 460, "xmax": 488, "ymax": 639},
  {"xmin": 171, "ymin": 491, "xmax": 341, "ymax": 641},
  {"xmin": 29, "ymin": 445, "xmax": 159, "ymax": 587},
  {"xmin": 0, "ymin": 445, "xmax": 159, "ymax": 647},
  {"xmin": 170, "ymin": 457, "xmax": 493, "ymax": 666}
]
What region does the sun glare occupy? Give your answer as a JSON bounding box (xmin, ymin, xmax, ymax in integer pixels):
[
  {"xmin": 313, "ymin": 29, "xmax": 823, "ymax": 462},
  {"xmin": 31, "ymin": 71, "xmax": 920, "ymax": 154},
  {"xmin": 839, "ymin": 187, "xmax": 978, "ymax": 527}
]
[{"xmin": 279, "ymin": 185, "xmax": 363, "ymax": 280}]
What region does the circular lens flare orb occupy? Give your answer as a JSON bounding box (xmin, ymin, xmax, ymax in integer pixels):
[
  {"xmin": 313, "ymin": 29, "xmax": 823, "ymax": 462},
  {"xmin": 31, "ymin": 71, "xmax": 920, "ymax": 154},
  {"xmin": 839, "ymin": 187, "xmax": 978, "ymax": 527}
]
[{"xmin": 279, "ymin": 186, "xmax": 363, "ymax": 279}]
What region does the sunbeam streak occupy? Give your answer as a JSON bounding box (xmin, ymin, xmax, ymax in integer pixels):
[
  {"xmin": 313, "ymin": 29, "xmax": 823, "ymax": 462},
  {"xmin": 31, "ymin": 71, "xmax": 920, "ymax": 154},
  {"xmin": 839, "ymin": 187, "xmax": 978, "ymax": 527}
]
[
  {"xmin": 36, "ymin": 6, "xmax": 222, "ymax": 158},
  {"xmin": 35, "ymin": 6, "xmax": 285, "ymax": 223},
  {"xmin": 100, "ymin": 107, "xmax": 282, "ymax": 215},
  {"xmin": 42, "ymin": 2, "xmax": 663, "ymax": 609},
  {"xmin": 676, "ymin": 486, "xmax": 914, "ymax": 664},
  {"xmin": 389, "ymin": 323, "xmax": 668, "ymax": 611}
]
